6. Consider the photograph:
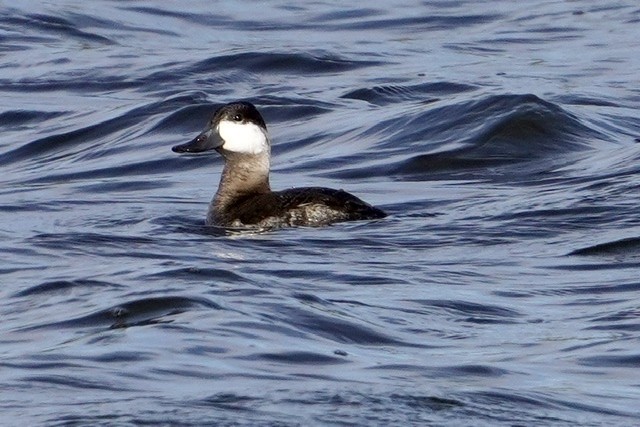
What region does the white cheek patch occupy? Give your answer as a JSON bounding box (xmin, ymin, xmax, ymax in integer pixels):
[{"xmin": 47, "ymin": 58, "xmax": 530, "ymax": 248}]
[{"xmin": 217, "ymin": 120, "xmax": 269, "ymax": 154}]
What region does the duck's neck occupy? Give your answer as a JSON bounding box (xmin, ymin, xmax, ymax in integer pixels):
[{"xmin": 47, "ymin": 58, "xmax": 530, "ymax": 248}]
[{"xmin": 211, "ymin": 151, "xmax": 271, "ymax": 219}]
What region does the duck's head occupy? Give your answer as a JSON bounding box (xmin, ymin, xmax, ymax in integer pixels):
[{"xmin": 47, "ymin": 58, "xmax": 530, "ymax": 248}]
[{"xmin": 172, "ymin": 101, "xmax": 270, "ymax": 156}]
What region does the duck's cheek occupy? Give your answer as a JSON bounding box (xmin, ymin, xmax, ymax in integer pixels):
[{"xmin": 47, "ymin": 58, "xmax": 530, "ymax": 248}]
[{"xmin": 218, "ymin": 121, "xmax": 269, "ymax": 155}]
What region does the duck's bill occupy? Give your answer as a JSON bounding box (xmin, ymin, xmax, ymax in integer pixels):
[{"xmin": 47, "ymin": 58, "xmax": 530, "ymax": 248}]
[{"xmin": 172, "ymin": 129, "xmax": 223, "ymax": 153}]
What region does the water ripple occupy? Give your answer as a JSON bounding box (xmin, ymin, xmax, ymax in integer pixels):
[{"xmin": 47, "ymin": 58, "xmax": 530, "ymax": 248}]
[{"xmin": 22, "ymin": 296, "xmax": 220, "ymax": 331}]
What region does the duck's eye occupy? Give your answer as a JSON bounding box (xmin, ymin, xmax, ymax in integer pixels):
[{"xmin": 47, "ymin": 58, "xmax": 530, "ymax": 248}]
[{"xmin": 232, "ymin": 114, "xmax": 242, "ymax": 122}]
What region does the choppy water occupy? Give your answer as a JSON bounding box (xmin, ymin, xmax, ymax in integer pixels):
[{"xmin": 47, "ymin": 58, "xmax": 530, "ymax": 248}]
[{"xmin": 1, "ymin": 1, "xmax": 640, "ymax": 425}]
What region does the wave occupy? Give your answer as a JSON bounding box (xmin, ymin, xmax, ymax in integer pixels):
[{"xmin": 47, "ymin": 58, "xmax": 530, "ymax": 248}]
[
  {"xmin": 330, "ymin": 93, "xmax": 606, "ymax": 181},
  {"xmin": 20, "ymin": 295, "xmax": 220, "ymax": 330},
  {"xmin": 569, "ymin": 236, "xmax": 640, "ymax": 256}
]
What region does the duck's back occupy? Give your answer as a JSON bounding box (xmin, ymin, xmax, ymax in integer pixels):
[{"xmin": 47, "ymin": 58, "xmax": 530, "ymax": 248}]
[{"xmin": 212, "ymin": 187, "xmax": 386, "ymax": 228}]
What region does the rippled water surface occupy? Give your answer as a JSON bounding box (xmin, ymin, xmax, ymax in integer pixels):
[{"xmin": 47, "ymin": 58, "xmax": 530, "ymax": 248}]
[{"xmin": 2, "ymin": 1, "xmax": 640, "ymax": 425}]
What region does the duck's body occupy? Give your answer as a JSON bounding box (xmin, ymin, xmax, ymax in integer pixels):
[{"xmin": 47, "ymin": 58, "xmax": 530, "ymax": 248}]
[
  {"xmin": 172, "ymin": 102, "xmax": 385, "ymax": 228},
  {"xmin": 211, "ymin": 186, "xmax": 384, "ymax": 228}
]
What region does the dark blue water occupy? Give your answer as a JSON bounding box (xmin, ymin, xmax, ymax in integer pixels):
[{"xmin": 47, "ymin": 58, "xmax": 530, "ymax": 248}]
[{"xmin": 1, "ymin": 1, "xmax": 640, "ymax": 425}]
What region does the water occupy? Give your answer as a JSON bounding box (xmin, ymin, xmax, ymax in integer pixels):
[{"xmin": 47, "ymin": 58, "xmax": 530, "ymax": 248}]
[{"xmin": 1, "ymin": 1, "xmax": 639, "ymax": 425}]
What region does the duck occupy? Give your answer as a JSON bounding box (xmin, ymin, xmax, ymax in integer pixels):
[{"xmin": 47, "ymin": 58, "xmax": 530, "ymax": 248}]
[{"xmin": 172, "ymin": 101, "xmax": 386, "ymax": 228}]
